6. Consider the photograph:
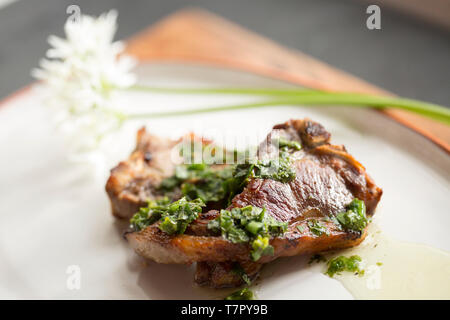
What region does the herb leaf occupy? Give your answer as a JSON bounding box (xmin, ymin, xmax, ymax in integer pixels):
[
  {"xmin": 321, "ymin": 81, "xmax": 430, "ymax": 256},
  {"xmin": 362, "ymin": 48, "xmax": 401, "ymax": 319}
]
[
  {"xmin": 159, "ymin": 164, "xmax": 235, "ymax": 204},
  {"xmin": 208, "ymin": 206, "xmax": 287, "ymax": 261},
  {"xmin": 251, "ymin": 235, "xmax": 274, "ymax": 261},
  {"xmin": 158, "ymin": 197, "xmax": 205, "ymax": 235},
  {"xmin": 158, "ymin": 137, "xmax": 299, "ymax": 210},
  {"xmin": 233, "ymin": 149, "xmax": 296, "ymax": 185},
  {"xmin": 130, "ymin": 197, "xmax": 205, "ymax": 235},
  {"xmin": 224, "ymin": 288, "xmax": 255, "ymax": 300},
  {"xmin": 335, "ymin": 198, "xmax": 368, "ymax": 232},
  {"xmin": 325, "ymin": 255, "xmax": 365, "ymax": 277},
  {"xmin": 307, "ymin": 219, "xmax": 328, "ymax": 236},
  {"xmin": 252, "ymin": 155, "xmax": 296, "ymax": 183},
  {"xmin": 276, "ymin": 137, "xmax": 302, "ymax": 151},
  {"xmin": 130, "ymin": 198, "xmax": 171, "ymax": 231}
]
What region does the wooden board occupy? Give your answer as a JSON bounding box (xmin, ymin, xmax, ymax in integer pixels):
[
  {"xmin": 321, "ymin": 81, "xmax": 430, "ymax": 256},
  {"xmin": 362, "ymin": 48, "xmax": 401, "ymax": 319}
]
[{"xmin": 125, "ymin": 9, "xmax": 450, "ymax": 152}]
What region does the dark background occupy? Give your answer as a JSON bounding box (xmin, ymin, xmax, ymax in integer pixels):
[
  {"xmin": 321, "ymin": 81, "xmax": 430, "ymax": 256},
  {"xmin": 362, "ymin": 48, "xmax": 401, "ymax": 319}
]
[{"xmin": 0, "ymin": 0, "xmax": 449, "ymax": 105}]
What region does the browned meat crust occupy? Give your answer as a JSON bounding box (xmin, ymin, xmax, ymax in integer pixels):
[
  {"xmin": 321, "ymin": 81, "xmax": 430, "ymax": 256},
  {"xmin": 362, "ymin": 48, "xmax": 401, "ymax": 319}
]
[
  {"xmin": 105, "ymin": 128, "xmax": 181, "ymax": 218},
  {"xmin": 126, "ymin": 211, "xmax": 366, "ymax": 264},
  {"xmin": 105, "ymin": 129, "xmax": 213, "ymax": 219},
  {"xmin": 109, "ymin": 119, "xmax": 382, "ymax": 288},
  {"xmin": 195, "ymin": 261, "xmax": 262, "ymax": 288}
]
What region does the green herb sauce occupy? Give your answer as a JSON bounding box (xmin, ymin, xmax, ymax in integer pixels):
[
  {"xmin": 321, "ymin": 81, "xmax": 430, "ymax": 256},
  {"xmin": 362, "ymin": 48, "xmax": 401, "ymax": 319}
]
[
  {"xmin": 325, "ymin": 255, "xmax": 365, "ymax": 277},
  {"xmin": 207, "ymin": 206, "xmax": 287, "ymax": 261},
  {"xmin": 133, "ymin": 138, "xmax": 300, "ymax": 236},
  {"xmin": 224, "ymin": 288, "xmax": 255, "ymax": 300},
  {"xmin": 307, "ymin": 219, "xmax": 328, "ymax": 236},
  {"xmin": 276, "ymin": 137, "xmax": 302, "ymax": 151},
  {"xmin": 130, "ymin": 198, "xmax": 171, "ymax": 231},
  {"xmin": 335, "ymin": 198, "xmax": 368, "ymax": 232},
  {"xmin": 158, "ymin": 151, "xmax": 296, "ymax": 209},
  {"xmin": 253, "ymin": 156, "xmax": 296, "ymax": 183},
  {"xmin": 160, "ymin": 137, "xmax": 301, "ymax": 204},
  {"xmin": 130, "ymin": 197, "xmax": 205, "ymax": 235},
  {"xmin": 159, "ymin": 164, "xmax": 235, "ymax": 204}
]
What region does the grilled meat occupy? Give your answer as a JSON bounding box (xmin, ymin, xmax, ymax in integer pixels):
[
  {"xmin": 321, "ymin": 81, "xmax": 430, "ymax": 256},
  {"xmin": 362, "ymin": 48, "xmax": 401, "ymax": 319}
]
[
  {"xmin": 195, "ymin": 260, "xmax": 261, "ymax": 288},
  {"xmin": 105, "ymin": 128, "xmax": 180, "ymax": 218},
  {"xmin": 105, "ymin": 129, "xmax": 214, "ymax": 218},
  {"xmin": 107, "ymin": 119, "xmax": 382, "ymax": 288}
]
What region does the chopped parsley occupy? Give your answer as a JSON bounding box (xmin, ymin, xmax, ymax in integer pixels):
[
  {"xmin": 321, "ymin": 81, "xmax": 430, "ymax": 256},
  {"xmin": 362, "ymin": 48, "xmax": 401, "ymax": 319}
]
[
  {"xmin": 251, "ymin": 235, "xmax": 274, "ymax": 261},
  {"xmin": 234, "ymin": 150, "xmax": 296, "ymax": 184},
  {"xmin": 325, "ymin": 255, "xmax": 365, "ymax": 277},
  {"xmin": 158, "ymin": 162, "xmax": 255, "ymax": 208},
  {"xmin": 179, "ymin": 141, "xmax": 243, "ymax": 165},
  {"xmin": 276, "ymin": 137, "xmax": 302, "ymax": 151},
  {"xmin": 207, "ymin": 206, "xmax": 287, "ymax": 261},
  {"xmin": 137, "ymin": 138, "xmax": 300, "ymax": 236},
  {"xmin": 130, "ymin": 198, "xmax": 171, "ymax": 231},
  {"xmin": 248, "ymin": 136, "xmax": 301, "ymax": 182},
  {"xmin": 254, "ymin": 156, "xmax": 296, "ymax": 182},
  {"xmin": 335, "ymin": 198, "xmax": 368, "ymax": 232},
  {"xmin": 130, "ymin": 197, "xmax": 205, "ymax": 235},
  {"xmin": 158, "ymin": 154, "xmax": 296, "ymax": 209},
  {"xmin": 224, "ymin": 288, "xmax": 255, "ymax": 300},
  {"xmin": 159, "ymin": 164, "xmax": 235, "ymax": 204},
  {"xmin": 158, "ymin": 138, "xmax": 300, "ymax": 209},
  {"xmin": 307, "ymin": 219, "xmax": 328, "ymax": 236}
]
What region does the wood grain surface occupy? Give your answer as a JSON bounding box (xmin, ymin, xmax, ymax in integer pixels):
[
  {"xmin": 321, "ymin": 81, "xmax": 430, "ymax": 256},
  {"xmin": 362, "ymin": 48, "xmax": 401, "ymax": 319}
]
[{"xmin": 125, "ymin": 9, "xmax": 450, "ymax": 152}]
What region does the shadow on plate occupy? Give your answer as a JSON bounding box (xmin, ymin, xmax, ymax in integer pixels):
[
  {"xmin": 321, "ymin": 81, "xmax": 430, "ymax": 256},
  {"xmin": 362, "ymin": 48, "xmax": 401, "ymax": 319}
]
[
  {"xmin": 136, "ymin": 259, "xmax": 236, "ymax": 300},
  {"xmin": 129, "ymin": 247, "xmax": 316, "ymax": 300}
]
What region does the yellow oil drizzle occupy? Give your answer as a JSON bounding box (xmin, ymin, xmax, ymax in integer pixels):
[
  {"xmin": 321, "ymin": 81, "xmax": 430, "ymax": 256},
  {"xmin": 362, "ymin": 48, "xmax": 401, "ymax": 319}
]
[{"xmin": 326, "ymin": 223, "xmax": 450, "ymax": 299}]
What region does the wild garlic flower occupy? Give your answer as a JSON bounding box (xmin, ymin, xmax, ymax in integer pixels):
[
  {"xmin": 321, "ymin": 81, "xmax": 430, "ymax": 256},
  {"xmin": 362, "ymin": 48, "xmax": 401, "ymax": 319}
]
[{"xmin": 32, "ymin": 10, "xmax": 136, "ymax": 153}]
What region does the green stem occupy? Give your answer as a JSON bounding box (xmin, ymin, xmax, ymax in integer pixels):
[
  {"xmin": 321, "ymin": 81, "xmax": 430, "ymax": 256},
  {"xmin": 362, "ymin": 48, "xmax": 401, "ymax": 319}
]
[
  {"xmin": 126, "ymin": 92, "xmax": 450, "ymax": 125},
  {"xmin": 130, "ymin": 85, "xmax": 319, "ymax": 96},
  {"xmin": 127, "ymin": 100, "xmax": 286, "ymax": 119}
]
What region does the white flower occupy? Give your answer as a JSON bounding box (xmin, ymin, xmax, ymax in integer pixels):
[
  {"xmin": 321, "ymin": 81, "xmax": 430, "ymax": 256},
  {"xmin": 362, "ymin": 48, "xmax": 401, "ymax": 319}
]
[{"xmin": 32, "ymin": 10, "xmax": 136, "ymax": 154}]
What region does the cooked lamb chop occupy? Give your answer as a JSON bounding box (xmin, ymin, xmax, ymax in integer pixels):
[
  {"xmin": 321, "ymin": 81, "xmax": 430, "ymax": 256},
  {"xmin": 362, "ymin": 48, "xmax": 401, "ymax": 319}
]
[
  {"xmin": 106, "ymin": 129, "xmax": 215, "ymax": 219},
  {"xmin": 105, "ymin": 128, "xmax": 179, "ymax": 219},
  {"xmin": 118, "ymin": 119, "xmax": 382, "ymax": 287}
]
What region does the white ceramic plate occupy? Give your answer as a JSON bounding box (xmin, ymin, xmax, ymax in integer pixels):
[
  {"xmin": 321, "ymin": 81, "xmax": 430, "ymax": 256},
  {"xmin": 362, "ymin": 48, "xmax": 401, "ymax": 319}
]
[{"xmin": 0, "ymin": 64, "xmax": 449, "ymax": 299}]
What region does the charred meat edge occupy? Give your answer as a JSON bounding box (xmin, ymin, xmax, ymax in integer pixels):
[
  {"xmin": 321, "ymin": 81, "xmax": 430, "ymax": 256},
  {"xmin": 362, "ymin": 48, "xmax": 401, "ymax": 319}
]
[{"xmin": 107, "ymin": 119, "xmax": 382, "ymax": 287}]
